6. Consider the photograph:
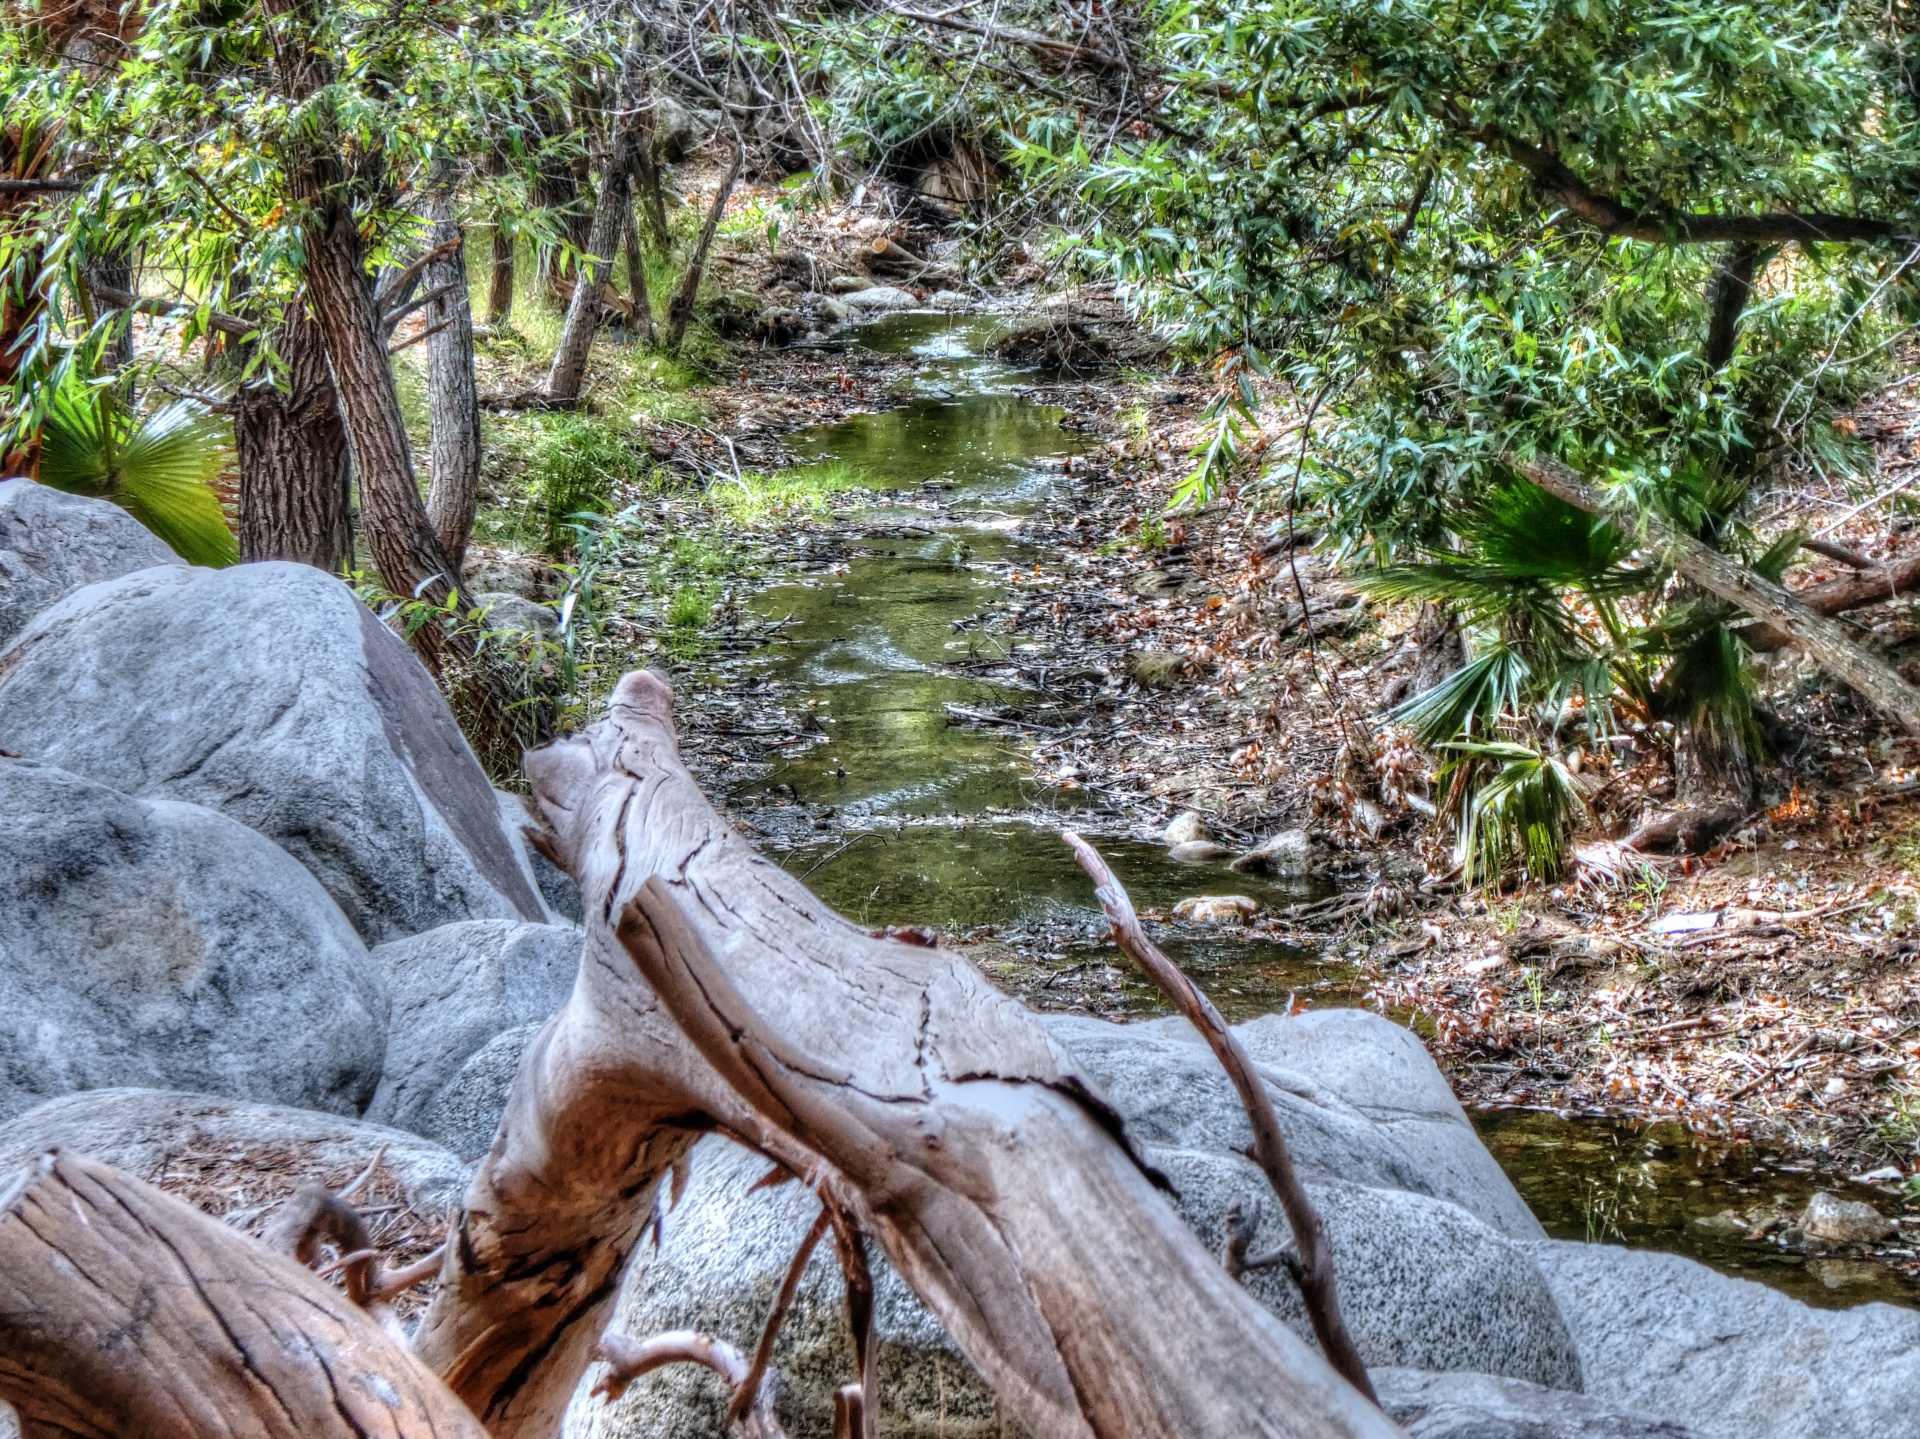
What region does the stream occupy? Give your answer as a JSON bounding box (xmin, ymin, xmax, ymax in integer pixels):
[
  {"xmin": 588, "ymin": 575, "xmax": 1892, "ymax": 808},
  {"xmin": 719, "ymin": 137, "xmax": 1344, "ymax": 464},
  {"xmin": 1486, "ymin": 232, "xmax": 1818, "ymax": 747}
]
[{"xmin": 729, "ymin": 309, "xmax": 1919, "ymax": 1311}]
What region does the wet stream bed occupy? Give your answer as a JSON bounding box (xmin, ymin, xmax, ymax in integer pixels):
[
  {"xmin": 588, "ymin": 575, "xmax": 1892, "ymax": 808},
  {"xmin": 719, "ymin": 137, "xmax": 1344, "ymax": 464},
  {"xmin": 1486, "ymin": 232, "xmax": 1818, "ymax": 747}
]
[{"xmin": 717, "ymin": 310, "xmax": 1920, "ymax": 1310}]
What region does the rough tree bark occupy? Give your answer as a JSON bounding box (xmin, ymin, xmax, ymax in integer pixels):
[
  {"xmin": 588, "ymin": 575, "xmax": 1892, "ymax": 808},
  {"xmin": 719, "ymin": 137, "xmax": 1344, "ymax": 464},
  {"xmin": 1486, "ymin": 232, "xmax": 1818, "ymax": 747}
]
[
  {"xmin": 0, "ymin": 1151, "xmax": 484, "ymax": 1439},
  {"xmin": 487, "ymin": 224, "xmax": 515, "ymax": 328},
  {"xmin": 665, "ymin": 147, "xmax": 743, "ymax": 351},
  {"xmin": 410, "ymin": 670, "xmax": 1397, "ymax": 1439},
  {"xmin": 1515, "ymin": 453, "xmax": 1920, "ymax": 735},
  {"xmin": 236, "ymin": 298, "xmax": 353, "ymax": 571},
  {"xmin": 425, "ymin": 182, "xmax": 482, "ymax": 575},
  {"xmin": 259, "ymin": 0, "xmax": 465, "ymax": 659},
  {"xmin": 547, "ymin": 97, "xmax": 644, "ymax": 401}
]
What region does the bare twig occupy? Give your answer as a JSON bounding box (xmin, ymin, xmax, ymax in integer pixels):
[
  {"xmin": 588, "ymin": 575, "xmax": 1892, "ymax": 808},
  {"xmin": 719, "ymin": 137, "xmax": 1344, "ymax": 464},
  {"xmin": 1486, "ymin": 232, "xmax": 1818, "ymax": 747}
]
[
  {"xmin": 1064, "ymin": 829, "xmax": 1380, "ymax": 1407},
  {"xmin": 86, "ymin": 281, "xmax": 254, "ymax": 338},
  {"xmin": 730, "ymin": 1205, "xmax": 832, "ymax": 1427},
  {"xmin": 594, "ymin": 1330, "xmax": 791, "ymax": 1438}
]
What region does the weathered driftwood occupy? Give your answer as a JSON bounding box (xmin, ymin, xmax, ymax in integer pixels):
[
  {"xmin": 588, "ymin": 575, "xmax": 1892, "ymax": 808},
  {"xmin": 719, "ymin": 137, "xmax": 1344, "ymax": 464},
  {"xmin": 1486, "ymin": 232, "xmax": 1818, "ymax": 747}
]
[
  {"xmin": 416, "ymin": 670, "xmax": 1396, "ymax": 1439},
  {"xmin": 1515, "ymin": 454, "xmax": 1920, "ymax": 734},
  {"xmin": 1065, "ymin": 831, "xmax": 1379, "ymax": 1407},
  {"xmin": 0, "ymin": 1150, "xmax": 483, "ymax": 1439},
  {"xmin": 593, "ymin": 1330, "xmax": 789, "ymax": 1439}
]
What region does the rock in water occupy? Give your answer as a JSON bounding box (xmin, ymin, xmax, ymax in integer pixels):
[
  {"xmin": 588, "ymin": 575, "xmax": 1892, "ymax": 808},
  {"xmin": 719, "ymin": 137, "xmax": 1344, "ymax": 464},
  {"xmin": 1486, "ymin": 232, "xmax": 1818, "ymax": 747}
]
[
  {"xmin": 0, "ymin": 478, "xmax": 180, "ymax": 647},
  {"xmin": 0, "ymin": 561, "xmax": 550, "ymax": 942},
  {"xmin": 1231, "ymin": 827, "xmax": 1323, "ymax": 875},
  {"xmin": 1799, "ymin": 1190, "xmax": 1895, "ymax": 1244},
  {"xmin": 1530, "ymin": 1238, "xmax": 1920, "ymax": 1439},
  {"xmin": 1161, "ymin": 809, "xmax": 1210, "ymax": 847},
  {"xmin": 1172, "ymin": 893, "xmax": 1259, "ymax": 922},
  {"xmin": 840, "ymin": 285, "xmax": 919, "ymax": 312},
  {"xmin": 364, "ymin": 919, "xmax": 582, "ymax": 1156},
  {"xmin": 0, "ymin": 758, "xmax": 387, "ymax": 1121},
  {"xmin": 1167, "ymin": 839, "xmax": 1233, "ymax": 861}
]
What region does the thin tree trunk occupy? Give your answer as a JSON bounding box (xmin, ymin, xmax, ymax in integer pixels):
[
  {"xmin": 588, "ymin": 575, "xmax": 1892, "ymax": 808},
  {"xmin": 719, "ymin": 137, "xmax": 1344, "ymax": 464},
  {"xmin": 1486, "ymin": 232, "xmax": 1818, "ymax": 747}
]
[
  {"xmin": 1515, "ymin": 453, "xmax": 1920, "ymax": 735},
  {"xmin": 84, "ymin": 247, "xmax": 135, "ymax": 378},
  {"xmin": 410, "ymin": 669, "xmax": 1398, "ymax": 1439},
  {"xmin": 666, "ymin": 147, "xmax": 743, "ymax": 351},
  {"xmin": 623, "ymin": 210, "xmax": 655, "ymax": 345},
  {"xmin": 260, "ymin": 0, "xmax": 464, "ymax": 665},
  {"xmin": 633, "ymin": 112, "xmax": 670, "ymax": 246},
  {"xmin": 487, "ymin": 224, "xmax": 515, "ymax": 327},
  {"xmin": 1703, "ymin": 243, "xmax": 1764, "ymax": 372},
  {"xmin": 0, "ymin": 1151, "xmax": 484, "ymax": 1439},
  {"xmin": 546, "ymin": 122, "xmax": 642, "ymax": 401},
  {"xmin": 425, "ymin": 184, "xmax": 481, "ymax": 575},
  {"xmin": 237, "ymin": 298, "xmax": 353, "ymax": 571}
]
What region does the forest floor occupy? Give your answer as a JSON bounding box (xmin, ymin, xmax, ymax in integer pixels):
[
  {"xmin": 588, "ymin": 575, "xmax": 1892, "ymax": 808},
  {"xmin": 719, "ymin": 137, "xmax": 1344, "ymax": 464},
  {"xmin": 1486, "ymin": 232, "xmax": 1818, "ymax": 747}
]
[{"xmin": 444, "ymin": 175, "xmax": 1920, "ymax": 1216}]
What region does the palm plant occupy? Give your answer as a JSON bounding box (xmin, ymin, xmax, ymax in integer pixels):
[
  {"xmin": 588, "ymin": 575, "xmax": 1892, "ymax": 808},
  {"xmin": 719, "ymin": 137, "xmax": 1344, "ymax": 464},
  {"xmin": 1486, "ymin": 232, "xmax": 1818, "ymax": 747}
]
[
  {"xmin": 1356, "ymin": 475, "xmax": 1772, "ymax": 882},
  {"xmin": 35, "ymin": 367, "xmax": 238, "ymax": 567}
]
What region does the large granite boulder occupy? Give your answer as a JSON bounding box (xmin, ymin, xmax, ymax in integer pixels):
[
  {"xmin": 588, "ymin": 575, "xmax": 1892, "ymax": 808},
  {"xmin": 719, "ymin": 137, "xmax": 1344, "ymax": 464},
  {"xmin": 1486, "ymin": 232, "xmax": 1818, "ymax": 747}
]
[
  {"xmin": 0, "ymin": 1088, "xmax": 469, "ymax": 1216},
  {"xmin": 0, "ymin": 758, "xmax": 386, "ymax": 1121},
  {"xmin": 1374, "ymin": 1368, "xmax": 1695, "ymax": 1438},
  {"xmin": 1039, "ymin": 1010, "xmax": 1544, "ymax": 1238},
  {"xmin": 364, "ymin": 919, "xmax": 581, "ymax": 1156},
  {"xmin": 0, "ymin": 561, "xmax": 550, "ymax": 942},
  {"xmin": 0, "ymin": 479, "xmax": 179, "ymax": 647},
  {"xmin": 1531, "ymin": 1239, "xmax": 1920, "ymax": 1439},
  {"xmin": 1149, "ymin": 1147, "xmax": 1578, "ymax": 1387}
]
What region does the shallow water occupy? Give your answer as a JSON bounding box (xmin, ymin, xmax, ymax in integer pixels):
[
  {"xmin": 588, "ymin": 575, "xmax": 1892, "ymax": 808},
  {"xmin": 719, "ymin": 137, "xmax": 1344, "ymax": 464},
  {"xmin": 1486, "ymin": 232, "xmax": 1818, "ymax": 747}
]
[{"xmin": 745, "ymin": 310, "xmax": 1917, "ymax": 1310}]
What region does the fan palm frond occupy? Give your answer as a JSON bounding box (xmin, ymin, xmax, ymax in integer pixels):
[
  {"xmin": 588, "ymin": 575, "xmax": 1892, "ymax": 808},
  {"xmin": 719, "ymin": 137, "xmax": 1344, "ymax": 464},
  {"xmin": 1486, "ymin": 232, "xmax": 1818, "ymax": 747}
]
[
  {"xmin": 37, "ymin": 372, "xmax": 237, "ymax": 567},
  {"xmin": 1439, "ymin": 740, "xmax": 1585, "ymax": 885},
  {"xmin": 1390, "ymin": 643, "xmax": 1532, "ymax": 748}
]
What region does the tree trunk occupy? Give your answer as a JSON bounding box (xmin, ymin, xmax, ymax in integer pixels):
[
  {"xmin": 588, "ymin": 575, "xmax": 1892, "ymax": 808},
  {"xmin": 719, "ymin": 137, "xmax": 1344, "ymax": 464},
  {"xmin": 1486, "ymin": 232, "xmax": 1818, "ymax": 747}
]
[
  {"xmin": 260, "ymin": 0, "xmax": 464, "ymax": 665},
  {"xmin": 1515, "ymin": 453, "xmax": 1920, "ymax": 736},
  {"xmin": 1703, "ymin": 244, "xmax": 1763, "ymax": 372},
  {"xmin": 411, "ymin": 670, "xmax": 1397, "ymax": 1439},
  {"xmin": 487, "ymin": 224, "xmax": 515, "ymax": 327},
  {"xmin": 623, "ymin": 211, "xmax": 655, "ymax": 346},
  {"xmin": 425, "ymin": 185, "xmax": 482, "ymax": 575},
  {"xmin": 236, "ymin": 298, "xmax": 353, "ymax": 571},
  {"xmin": 633, "ymin": 113, "xmax": 670, "ymax": 247},
  {"xmin": 0, "ymin": 1151, "xmax": 484, "ymax": 1439},
  {"xmin": 84, "ymin": 247, "xmax": 135, "ymax": 379},
  {"xmin": 666, "ymin": 148, "xmax": 743, "ymax": 352},
  {"xmin": 546, "ymin": 123, "xmax": 642, "ymax": 401}
]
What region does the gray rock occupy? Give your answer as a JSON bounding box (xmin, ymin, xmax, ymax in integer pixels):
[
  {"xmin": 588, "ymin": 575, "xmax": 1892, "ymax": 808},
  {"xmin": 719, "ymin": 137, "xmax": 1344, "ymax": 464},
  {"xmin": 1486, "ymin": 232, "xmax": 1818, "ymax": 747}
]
[
  {"xmin": 0, "ymin": 758, "xmax": 386, "ymax": 1121},
  {"xmin": 928, "ymin": 289, "xmax": 971, "ymax": 310},
  {"xmin": 0, "ymin": 1088, "xmax": 469, "ymax": 1214},
  {"xmin": 566, "ymin": 1136, "xmax": 999, "ymax": 1439},
  {"xmin": 1152, "ymin": 1009, "xmax": 1545, "ymax": 1239},
  {"xmin": 365, "ymin": 920, "xmax": 579, "ymax": 1151},
  {"xmin": 477, "ymin": 590, "xmax": 558, "ymax": 637},
  {"xmin": 1161, "ymin": 809, "xmax": 1210, "ymax": 846},
  {"xmin": 1038, "ymin": 1012, "xmax": 1439, "ymax": 1199},
  {"xmin": 1530, "ymin": 1238, "xmax": 1920, "ymax": 1439},
  {"xmin": 416, "ymin": 1022, "xmax": 542, "ymax": 1160},
  {"xmin": 1800, "ymin": 1190, "xmax": 1894, "ymax": 1243},
  {"xmin": 1151, "ymin": 1147, "xmax": 1580, "ymax": 1388},
  {"xmin": 826, "ymin": 274, "xmax": 872, "ymax": 294},
  {"xmin": 1167, "ymin": 839, "xmax": 1233, "ymax": 861},
  {"xmin": 841, "ymin": 285, "xmax": 919, "ymax": 312},
  {"xmin": 1232, "ymin": 826, "xmax": 1324, "ymax": 875},
  {"xmin": 1374, "ymin": 1369, "xmax": 1695, "ymax": 1438},
  {"xmin": 0, "ymin": 478, "xmax": 180, "ymax": 647},
  {"xmin": 0, "ymin": 561, "xmax": 549, "ymax": 942}
]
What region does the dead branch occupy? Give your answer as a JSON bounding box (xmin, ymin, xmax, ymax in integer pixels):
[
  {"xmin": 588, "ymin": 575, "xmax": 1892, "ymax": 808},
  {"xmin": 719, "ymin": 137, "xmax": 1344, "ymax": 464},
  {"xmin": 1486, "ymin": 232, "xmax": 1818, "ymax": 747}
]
[
  {"xmin": 1514, "ymin": 453, "xmax": 1920, "ymax": 734},
  {"xmin": 730, "ymin": 1205, "xmax": 830, "ymax": 1427},
  {"xmin": 593, "ymin": 1330, "xmax": 789, "ymax": 1439},
  {"xmin": 1064, "ymin": 830, "xmax": 1380, "ymax": 1407},
  {"xmin": 0, "ymin": 1150, "xmax": 484, "ymax": 1439},
  {"xmin": 411, "ymin": 669, "xmax": 1397, "ymax": 1439},
  {"xmin": 86, "ymin": 281, "xmax": 254, "ymax": 338},
  {"xmin": 261, "ymin": 1181, "xmax": 381, "ymax": 1307}
]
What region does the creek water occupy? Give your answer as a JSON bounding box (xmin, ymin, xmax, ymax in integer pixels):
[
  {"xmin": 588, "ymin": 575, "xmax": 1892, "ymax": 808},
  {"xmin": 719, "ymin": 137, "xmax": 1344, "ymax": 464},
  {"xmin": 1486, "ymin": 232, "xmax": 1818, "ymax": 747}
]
[{"xmin": 740, "ymin": 310, "xmax": 1919, "ymax": 1310}]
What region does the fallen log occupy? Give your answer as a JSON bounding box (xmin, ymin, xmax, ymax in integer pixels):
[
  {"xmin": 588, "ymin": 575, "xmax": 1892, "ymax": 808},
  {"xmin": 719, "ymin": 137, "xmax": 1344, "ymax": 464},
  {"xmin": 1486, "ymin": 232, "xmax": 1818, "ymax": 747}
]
[
  {"xmin": 1514, "ymin": 454, "xmax": 1920, "ymax": 735},
  {"xmin": 413, "ymin": 670, "xmax": 1397, "ymax": 1439},
  {"xmin": 0, "ymin": 1150, "xmax": 483, "ymax": 1439}
]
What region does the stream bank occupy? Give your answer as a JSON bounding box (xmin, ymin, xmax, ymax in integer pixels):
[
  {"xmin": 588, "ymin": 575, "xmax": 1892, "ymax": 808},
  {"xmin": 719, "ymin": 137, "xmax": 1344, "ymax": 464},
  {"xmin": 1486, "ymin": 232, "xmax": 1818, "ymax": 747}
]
[{"xmin": 546, "ymin": 300, "xmax": 1920, "ymax": 1310}]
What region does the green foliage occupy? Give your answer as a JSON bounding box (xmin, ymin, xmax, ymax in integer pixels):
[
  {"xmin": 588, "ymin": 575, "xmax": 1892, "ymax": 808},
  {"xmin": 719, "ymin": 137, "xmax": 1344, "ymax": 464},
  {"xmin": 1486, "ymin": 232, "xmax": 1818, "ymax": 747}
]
[
  {"xmin": 36, "ymin": 369, "xmax": 238, "ymax": 567},
  {"xmin": 1440, "ymin": 740, "xmax": 1585, "ymax": 884},
  {"xmin": 708, "ymin": 460, "xmax": 875, "ymax": 523},
  {"xmin": 525, "ymin": 413, "xmax": 647, "ymax": 555}
]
